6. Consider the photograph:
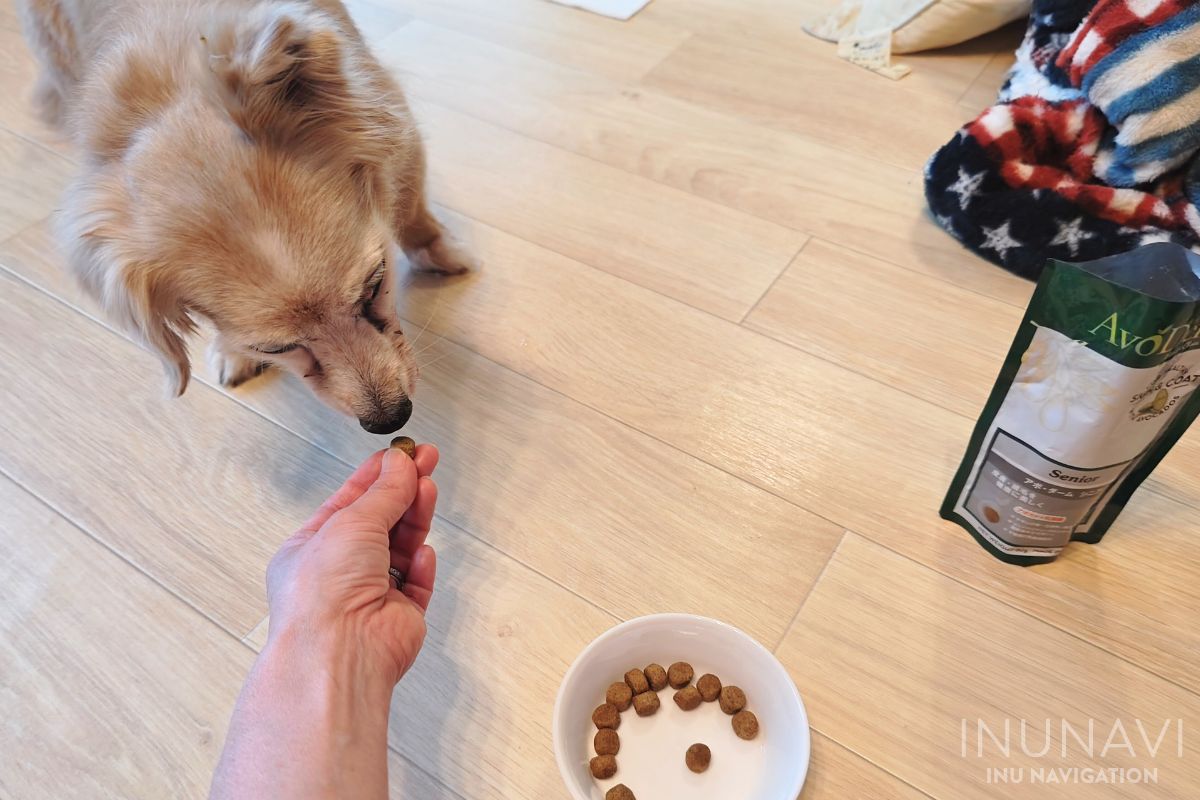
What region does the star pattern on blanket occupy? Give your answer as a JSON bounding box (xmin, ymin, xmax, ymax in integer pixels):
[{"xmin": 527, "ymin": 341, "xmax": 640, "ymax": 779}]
[
  {"xmin": 1049, "ymin": 217, "xmax": 1096, "ymax": 255},
  {"xmin": 980, "ymin": 221, "xmax": 1023, "ymax": 263},
  {"xmin": 948, "ymin": 168, "xmax": 986, "ymax": 210}
]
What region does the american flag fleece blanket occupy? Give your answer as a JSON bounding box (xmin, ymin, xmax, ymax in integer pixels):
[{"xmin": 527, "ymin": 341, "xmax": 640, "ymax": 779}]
[{"xmin": 925, "ymin": 0, "xmax": 1200, "ymax": 280}]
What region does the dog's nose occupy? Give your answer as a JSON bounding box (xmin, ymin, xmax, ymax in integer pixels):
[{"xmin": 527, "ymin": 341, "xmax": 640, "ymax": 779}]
[{"xmin": 359, "ymin": 396, "xmax": 413, "ymax": 435}]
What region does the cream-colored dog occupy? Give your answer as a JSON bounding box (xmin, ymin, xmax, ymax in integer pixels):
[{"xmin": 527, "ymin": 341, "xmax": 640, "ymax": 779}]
[{"xmin": 20, "ymin": 0, "xmax": 469, "ymax": 433}]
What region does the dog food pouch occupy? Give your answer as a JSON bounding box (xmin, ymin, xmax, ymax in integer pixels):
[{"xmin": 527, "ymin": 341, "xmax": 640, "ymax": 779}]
[{"xmin": 942, "ymin": 242, "xmax": 1200, "ymax": 565}]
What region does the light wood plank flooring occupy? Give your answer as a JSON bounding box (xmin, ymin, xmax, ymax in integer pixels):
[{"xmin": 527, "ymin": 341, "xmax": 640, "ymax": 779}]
[{"xmin": 2, "ymin": 2, "xmax": 1197, "ymax": 798}]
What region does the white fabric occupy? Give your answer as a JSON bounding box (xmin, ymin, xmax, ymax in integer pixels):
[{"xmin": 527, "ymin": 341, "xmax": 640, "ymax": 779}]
[{"xmin": 546, "ymin": 0, "xmax": 652, "ymax": 20}]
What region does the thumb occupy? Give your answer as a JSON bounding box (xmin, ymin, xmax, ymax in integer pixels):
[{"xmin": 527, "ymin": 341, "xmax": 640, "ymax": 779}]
[{"xmin": 336, "ymin": 448, "xmax": 419, "ymax": 533}]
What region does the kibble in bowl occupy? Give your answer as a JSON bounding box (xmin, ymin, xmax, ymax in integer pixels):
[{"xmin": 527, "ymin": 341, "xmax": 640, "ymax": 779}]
[
  {"xmin": 606, "ymin": 785, "xmax": 636, "ymax": 800},
  {"xmin": 733, "ymin": 710, "xmax": 760, "ymax": 740},
  {"xmin": 592, "ymin": 703, "xmax": 620, "ymax": 730},
  {"xmin": 719, "ymin": 685, "xmax": 747, "ymax": 715},
  {"xmin": 590, "ymin": 755, "xmax": 618, "ymax": 780},
  {"xmin": 667, "ymin": 661, "xmax": 694, "ymax": 689},
  {"xmin": 685, "ymin": 743, "xmax": 711, "ymax": 773},
  {"xmin": 673, "ymin": 685, "xmax": 702, "ymax": 711},
  {"xmin": 644, "ymin": 663, "xmax": 668, "ymax": 691},
  {"xmin": 594, "ymin": 729, "xmax": 620, "ymax": 756},
  {"xmin": 697, "ymin": 673, "xmax": 722, "ymax": 702},
  {"xmin": 552, "ymin": 613, "xmax": 811, "ymax": 800},
  {"xmin": 606, "ymin": 682, "xmax": 633, "ymax": 712},
  {"xmin": 624, "ymin": 668, "xmax": 650, "ymax": 695},
  {"xmin": 632, "ymin": 690, "xmax": 660, "ymax": 717}
]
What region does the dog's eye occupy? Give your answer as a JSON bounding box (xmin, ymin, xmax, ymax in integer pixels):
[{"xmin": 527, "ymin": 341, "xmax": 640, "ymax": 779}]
[
  {"xmin": 365, "ymin": 279, "xmax": 384, "ymax": 304},
  {"xmin": 363, "ymin": 261, "xmax": 386, "ymax": 305},
  {"xmin": 254, "ymin": 343, "xmax": 298, "ymax": 355}
]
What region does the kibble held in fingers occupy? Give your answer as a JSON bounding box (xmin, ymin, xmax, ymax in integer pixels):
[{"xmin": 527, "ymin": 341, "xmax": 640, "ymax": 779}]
[{"xmin": 389, "ymin": 436, "xmax": 416, "ymax": 458}]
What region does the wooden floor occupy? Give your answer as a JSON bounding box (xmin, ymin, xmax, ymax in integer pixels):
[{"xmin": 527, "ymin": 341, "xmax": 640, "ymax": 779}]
[{"xmin": 2, "ymin": 1, "xmax": 1198, "ymax": 798}]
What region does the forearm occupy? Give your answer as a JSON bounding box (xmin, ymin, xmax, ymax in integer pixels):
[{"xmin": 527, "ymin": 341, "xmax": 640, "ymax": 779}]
[{"xmin": 210, "ymin": 626, "xmax": 396, "ymax": 800}]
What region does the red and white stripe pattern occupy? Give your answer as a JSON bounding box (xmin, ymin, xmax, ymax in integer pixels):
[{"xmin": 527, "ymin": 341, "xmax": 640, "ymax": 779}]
[
  {"xmin": 966, "ymin": 98, "xmax": 1200, "ymax": 237},
  {"xmin": 1056, "ymin": 0, "xmax": 1192, "ymax": 86}
]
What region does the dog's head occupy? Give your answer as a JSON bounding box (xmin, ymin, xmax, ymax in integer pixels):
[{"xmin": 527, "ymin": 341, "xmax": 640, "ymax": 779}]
[{"xmin": 64, "ymin": 3, "xmax": 420, "ymax": 433}]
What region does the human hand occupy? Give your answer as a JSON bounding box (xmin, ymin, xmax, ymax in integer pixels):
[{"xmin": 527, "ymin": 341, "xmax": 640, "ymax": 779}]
[{"xmin": 264, "ymin": 443, "xmax": 439, "ymax": 687}]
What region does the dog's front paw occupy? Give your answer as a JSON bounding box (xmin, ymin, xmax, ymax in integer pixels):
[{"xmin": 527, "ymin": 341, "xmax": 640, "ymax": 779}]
[
  {"xmin": 208, "ymin": 346, "xmax": 271, "ymax": 389},
  {"xmin": 406, "ymin": 234, "xmax": 475, "ymax": 276}
]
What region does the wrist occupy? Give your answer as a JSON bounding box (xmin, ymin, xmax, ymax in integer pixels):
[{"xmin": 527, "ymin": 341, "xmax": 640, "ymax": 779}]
[
  {"xmin": 261, "ymin": 619, "xmax": 398, "ymax": 707},
  {"xmin": 216, "ymin": 623, "xmax": 394, "ymax": 800}
]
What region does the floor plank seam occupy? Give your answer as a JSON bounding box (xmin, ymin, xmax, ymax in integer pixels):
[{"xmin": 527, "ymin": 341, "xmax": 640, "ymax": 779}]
[
  {"xmin": 813, "ymin": 730, "xmax": 940, "ymax": 800},
  {"xmin": 239, "ymin": 616, "xmax": 268, "ymax": 647},
  {"xmin": 0, "ymin": 124, "xmax": 76, "ymax": 168},
  {"xmin": 955, "ymin": 53, "xmax": 1006, "ymax": 106},
  {"xmin": 827, "ymin": 235, "xmax": 1034, "ymax": 312},
  {"xmin": 630, "ymin": 28, "xmax": 696, "ymax": 82},
  {"xmin": 383, "ymin": 748, "xmax": 471, "ymax": 800},
  {"xmin": 771, "ymin": 529, "xmax": 849, "ymax": 654},
  {"xmin": 0, "ymin": 461, "xmax": 253, "ymax": 647},
  {"xmin": 738, "ymin": 235, "xmax": 811, "ymax": 325},
  {"xmin": 841, "ymin": 530, "xmax": 1200, "ymax": 702}
]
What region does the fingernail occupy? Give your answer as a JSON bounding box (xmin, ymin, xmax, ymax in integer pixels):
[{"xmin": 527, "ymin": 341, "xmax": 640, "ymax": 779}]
[{"xmin": 389, "ymin": 436, "xmax": 416, "ymax": 459}]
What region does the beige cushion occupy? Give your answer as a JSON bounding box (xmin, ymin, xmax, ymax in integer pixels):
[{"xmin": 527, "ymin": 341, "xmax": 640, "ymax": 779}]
[
  {"xmin": 894, "ymin": 0, "xmax": 1030, "ymax": 52},
  {"xmin": 807, "ymin": 0, "xmax": 1030, "ymax": 55}
]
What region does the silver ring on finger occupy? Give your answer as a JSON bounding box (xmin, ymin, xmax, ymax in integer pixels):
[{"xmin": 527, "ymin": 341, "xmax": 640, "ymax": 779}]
[{"xmin": 388, "ymin": 566, "xmax": 406, "ymax": 592}]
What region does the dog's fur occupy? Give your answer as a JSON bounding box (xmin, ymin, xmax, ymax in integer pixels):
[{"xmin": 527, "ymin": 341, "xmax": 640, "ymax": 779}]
[{"xmin": 20, "ymin": 0, "xmax": 469, "ymax": 433}]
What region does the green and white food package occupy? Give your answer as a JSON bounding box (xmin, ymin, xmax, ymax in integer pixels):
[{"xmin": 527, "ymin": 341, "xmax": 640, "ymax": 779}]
[{"xmin": 942, "ymin": 243, "xmax": 1200, "ymax": 565}]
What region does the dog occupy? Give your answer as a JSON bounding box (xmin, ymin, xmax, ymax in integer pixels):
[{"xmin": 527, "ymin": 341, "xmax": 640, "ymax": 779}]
[{"xmin": 20, "ymin": 0, "xmax": 470, "ymax": 434}]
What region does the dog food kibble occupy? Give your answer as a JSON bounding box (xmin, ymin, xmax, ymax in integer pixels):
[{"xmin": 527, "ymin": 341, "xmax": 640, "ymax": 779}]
[
  {"xmin": 643, "ymin": 663, "xmax": 668, "ymax": 691},
  {"xmin": 389, "ymin": 436, "xmax": 416, "ymax": 458},
  {"xmin": 606, "ymin": 681, "xmax": 633, "ymax": 712},
  {"xmin": 719, "ymin": 685, "xmax": 747, "ymax": 715},
  {"xmin": 594, "ymin": 728, "xmax": 620, "ymax": 756},
  {"xmin": 696, "ymin": 673, "xmax": 722, "ymax": 702},
  {"xmin": 606, "ymin": 785, "xmax": 636, "ymax": 800},
  {"xmin": 732, "ymin": 710, "xmax": 760, "ymax": 740},
  {"xmin": 632, "ymin": 690, "xmax": 660, "ymax": 717},
  {"xmin": 667, "ymin": 661, "xmax": 694, "ymax": 689},
  {"xmin": 673, "ymin": 686, "xmax": 702, "ymax": 711},
  {"xmin": 590, "ymin": 755, "xmax": 618, "ymax": 780},
  {"xmin": 624, "ymin": 668, "xmax": 650, "ymax": 695},
  {"xmin": 685, "ymin": 743, "xmax": 711, "ymax": 773},
  {"xmin": 592, "ymin": 703, "xmax": 621, "ymax": 730}
]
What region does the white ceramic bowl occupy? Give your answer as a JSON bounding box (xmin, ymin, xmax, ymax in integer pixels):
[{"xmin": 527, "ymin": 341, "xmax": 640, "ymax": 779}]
[{"xmin": 553, "ymin": 614, "xmax": 810, "ymax": 800}]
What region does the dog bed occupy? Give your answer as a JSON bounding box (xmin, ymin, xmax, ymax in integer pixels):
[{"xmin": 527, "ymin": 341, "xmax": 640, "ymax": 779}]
[{"xmin": 925, "ymin": 0, "xmax": 1200, "ymax": 279}]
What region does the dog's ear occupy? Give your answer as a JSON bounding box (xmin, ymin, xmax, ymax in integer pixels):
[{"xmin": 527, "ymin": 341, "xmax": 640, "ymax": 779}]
[
  {"xmin": 212, "ymin": 6, "xmax": 365, "ymax": 149},
  {"xmin": 60, "ymin": 170, "xmax": 197, "ymax": 398},
  {"xmin": 113, "ymin": 263, "xmax": 196, "ymax": 398}
]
